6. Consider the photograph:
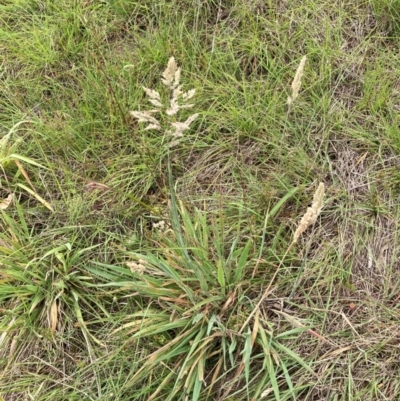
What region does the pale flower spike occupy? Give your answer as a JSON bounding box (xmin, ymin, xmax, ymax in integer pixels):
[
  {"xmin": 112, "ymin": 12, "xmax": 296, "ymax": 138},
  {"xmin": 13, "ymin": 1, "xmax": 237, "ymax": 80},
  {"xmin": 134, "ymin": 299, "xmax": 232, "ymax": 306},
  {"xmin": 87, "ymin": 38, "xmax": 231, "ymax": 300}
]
[
  {"xmin": 292, "ymin": 182, "xmax": 325, "ymax": 245},
  {"xmin": 127, "ymin": 259, "xmax": 147, "ymax": 275},
  {"xmin": 287, "ymin": 55, "xmax": 307, "ymax": 109},
  {"xmin": 182, "ymin": 89, "xmax": 196, "ymax": 101},
  {"xmin": 161, "ymin": 57, "xmax": 181, "ymax": 88},
  {"xmin": 142, "ymin": 87, "xmax": 163, "ymax": 108},
  {"xmin": 131, "ymin": 56, "xmax": 198, "ymax": 147},
  {"xmin": 130, "ymin": 111, "xmax": 161, "ymax": 130},
  {"xmin": 168, "ymin": 113, "xmax": 199, "ymax": 138}
]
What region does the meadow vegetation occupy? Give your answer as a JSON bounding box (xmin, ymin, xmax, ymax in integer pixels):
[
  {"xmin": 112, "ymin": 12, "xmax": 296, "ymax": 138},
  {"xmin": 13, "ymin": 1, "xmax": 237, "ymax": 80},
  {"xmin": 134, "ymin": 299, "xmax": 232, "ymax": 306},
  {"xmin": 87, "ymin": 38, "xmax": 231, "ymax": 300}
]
[{"xmin": 1, "ymin": 0, "xmax": 400, "ymax": 400}]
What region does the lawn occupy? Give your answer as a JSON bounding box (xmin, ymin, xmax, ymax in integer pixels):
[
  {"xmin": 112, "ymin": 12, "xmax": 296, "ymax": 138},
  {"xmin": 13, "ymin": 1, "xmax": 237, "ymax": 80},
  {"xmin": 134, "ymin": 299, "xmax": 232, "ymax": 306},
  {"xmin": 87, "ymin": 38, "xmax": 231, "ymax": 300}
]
[{"xmin": 1, "ymin": 0, "xmax": 400, "ymax": 400}]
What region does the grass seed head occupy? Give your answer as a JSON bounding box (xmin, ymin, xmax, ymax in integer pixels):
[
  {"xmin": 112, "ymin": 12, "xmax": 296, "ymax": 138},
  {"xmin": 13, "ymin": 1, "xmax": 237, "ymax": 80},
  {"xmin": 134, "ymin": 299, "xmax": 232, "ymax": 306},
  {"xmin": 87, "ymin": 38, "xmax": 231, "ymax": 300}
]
[
  {"xmin": 161, "ymin": 57, "xmax": 181, "ymax": 89},
  {"xmin": 130, "ymin": 111, "xmax": 161, "ymax": 131},
  {"xmin": 287, "ymin": 55, "xmax": 307, "ymax": 108},
  {"xmin": 168, "ymin": 114, "xmax": 199, "ymax": 137},
  {"xmin": 127, "ymin": 260, "xmax": 147, "ymax": 275},
  {"xmin": 131, "ymin": 57, "xmax": 183, "ymax": 122},
  {"xmin": 292, "ymin": 182, "xmax": 325, "ymax": 244},
  {"xmin": 142, "ymin": 86, "xmax": 163, "ymax": 108},
  {"xmin": 131, "ymin": 57, "xmax": 198, "ymax": 147}
]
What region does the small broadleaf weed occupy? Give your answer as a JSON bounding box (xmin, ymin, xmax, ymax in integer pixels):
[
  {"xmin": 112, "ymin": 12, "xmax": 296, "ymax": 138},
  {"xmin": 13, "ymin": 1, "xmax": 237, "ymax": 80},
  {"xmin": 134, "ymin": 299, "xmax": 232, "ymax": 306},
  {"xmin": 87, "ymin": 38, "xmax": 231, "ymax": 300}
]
[{"xmin": 131, "ymin": 57, "xmax": 199, "ymax": 148}]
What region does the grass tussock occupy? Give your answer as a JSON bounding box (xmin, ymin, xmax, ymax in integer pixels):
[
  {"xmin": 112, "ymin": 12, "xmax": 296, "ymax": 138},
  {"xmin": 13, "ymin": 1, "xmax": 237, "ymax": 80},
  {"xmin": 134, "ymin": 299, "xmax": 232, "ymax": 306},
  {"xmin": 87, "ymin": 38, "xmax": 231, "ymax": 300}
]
[{"xmin": 1, "ymin": 1, "xmax": 400, "ymax": 400}]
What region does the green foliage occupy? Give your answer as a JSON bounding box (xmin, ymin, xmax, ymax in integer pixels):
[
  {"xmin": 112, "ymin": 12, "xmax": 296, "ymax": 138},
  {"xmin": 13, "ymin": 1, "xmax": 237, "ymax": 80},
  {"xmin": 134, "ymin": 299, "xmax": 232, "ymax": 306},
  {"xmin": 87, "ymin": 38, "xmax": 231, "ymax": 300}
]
[
  {"xmin": 95, "ymin": 191, "xmax": 311, "ymax": 400},
  {"xmin": 1, "ymin": 0, "xmax": 400, "ymax": 400}
]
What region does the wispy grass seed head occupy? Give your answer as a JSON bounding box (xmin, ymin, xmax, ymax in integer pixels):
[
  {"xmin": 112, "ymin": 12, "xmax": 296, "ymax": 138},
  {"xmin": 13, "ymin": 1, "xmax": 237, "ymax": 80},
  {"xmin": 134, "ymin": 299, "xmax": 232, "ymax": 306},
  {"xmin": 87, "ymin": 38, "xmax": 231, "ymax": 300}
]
[
  {"xmin": 287, "ymin": 55, "xmax": 307, "ymax": 109},
  {"xmin": 131, "ymin": 56, "xmax": 198, "ymax": 147},
  {"xmin": 292, "ymin": 182, "xmax": 325, "ymax": 244},
  {"xmin": 127, "ymin": 259, "xmax": 147, "ymax": 275},
  {"xmin": 142, "ymin": 87, "xmax": 163, "ymax": 108},
  {"xmin": 161, "ymin": 56, "xmax": 181, "ymax": 89},
  {"xmin": 129, "ymin": 110, "xmax": 161, "ymax": 131}
]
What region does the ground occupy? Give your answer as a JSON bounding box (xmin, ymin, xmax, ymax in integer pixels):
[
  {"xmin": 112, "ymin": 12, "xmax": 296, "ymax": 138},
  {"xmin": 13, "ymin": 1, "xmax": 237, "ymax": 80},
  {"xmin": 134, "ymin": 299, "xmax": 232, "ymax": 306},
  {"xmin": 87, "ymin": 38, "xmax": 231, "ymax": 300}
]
[{"xmin": 0, "ymin": 0, "xmax": 400, "ymax": 400}]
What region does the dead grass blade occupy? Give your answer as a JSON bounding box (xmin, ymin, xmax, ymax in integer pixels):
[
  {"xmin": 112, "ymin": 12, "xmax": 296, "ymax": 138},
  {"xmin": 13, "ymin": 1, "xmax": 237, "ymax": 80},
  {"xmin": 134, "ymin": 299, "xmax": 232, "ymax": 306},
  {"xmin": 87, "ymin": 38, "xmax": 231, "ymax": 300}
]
[
  {"xmin": 49, "ymin": 299, "xmax": 58, "ymax": 332},
  {"xmin": 16, "ymin": 183, "xmax": 54, "ymax": 212}
]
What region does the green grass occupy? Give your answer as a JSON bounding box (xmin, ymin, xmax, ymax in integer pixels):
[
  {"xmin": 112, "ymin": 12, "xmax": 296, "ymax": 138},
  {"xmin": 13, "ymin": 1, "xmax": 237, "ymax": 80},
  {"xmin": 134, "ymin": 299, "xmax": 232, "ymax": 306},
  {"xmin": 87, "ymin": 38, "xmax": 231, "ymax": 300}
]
[{"xmin": 1, "ymin": 0, "xmax": 400, "ymax": 400}]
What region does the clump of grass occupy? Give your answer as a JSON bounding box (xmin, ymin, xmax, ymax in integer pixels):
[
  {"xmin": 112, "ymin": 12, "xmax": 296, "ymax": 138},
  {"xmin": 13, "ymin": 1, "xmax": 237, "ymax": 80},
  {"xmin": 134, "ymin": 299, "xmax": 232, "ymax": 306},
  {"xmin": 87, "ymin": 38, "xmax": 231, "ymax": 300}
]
[
  {"xmin": 99, "ymin": 59, "xmax": 326, "ymax": 401},
  {"xmin": 0, "ymin": 120, "xmax": 53, "ymax": 211},
  {"xmin": 108, "ymin": 196, "xmax": 315, "ymax": 401},
  {"xmin": 2, "ymin": 1, "xmax": 400, "ymax": 400},
  {"xmin": 0, "ymin": 209, "xmax": 109, "ymax": 362},
  {"xmin": 239, "ymin": 182, "xmax": 326, "ymax": 336}
]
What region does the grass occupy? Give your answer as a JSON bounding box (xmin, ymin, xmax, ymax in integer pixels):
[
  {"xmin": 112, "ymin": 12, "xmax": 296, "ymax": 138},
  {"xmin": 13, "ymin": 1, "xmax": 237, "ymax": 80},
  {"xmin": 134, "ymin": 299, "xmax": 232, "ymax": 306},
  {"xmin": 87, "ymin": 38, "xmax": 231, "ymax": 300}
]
[{"xmin": 1, "ymin": 0, "xmax": 400, "ymax": 400}]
